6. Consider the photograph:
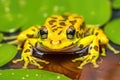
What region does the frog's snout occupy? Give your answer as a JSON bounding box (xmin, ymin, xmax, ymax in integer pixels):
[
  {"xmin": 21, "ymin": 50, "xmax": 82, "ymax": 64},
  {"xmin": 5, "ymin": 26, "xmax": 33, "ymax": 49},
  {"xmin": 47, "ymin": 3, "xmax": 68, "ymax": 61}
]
[{"xmin": 50, "ymin": 40, "xmax": 61, "ymax": 45}]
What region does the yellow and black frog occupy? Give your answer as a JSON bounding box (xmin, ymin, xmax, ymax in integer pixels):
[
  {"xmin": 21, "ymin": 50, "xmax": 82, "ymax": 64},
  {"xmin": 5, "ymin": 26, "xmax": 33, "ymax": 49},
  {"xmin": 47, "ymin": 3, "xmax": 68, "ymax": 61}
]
[{"xmin": 8, "ymin": 13, "xmax": 119, "ymax": 69}]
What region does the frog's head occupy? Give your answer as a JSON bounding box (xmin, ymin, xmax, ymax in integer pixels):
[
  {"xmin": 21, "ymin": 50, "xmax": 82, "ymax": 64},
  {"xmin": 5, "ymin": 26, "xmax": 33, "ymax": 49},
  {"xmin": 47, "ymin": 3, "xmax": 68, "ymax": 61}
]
[{"xmin": 39, "ymin": 14, "xmax": 85, "ymax": 50}]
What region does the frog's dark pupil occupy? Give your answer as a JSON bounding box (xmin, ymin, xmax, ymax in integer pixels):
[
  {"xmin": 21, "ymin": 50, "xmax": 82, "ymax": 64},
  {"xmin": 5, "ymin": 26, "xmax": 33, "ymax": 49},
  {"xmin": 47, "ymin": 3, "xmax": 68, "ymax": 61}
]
[
  {"xmin": 67, "ymin": 28, "xmax": 75, "ymax": 39},
  {"xmin": 67, "ymin": 29, "xmax": 75, "ymax": 35},
  {"xmin": 40, "ymin": 28, "xmax": 48, "ymax": 39},
  {"xmin": 40, "ymin": 30, "xmax": 47, "ymax": 35}
]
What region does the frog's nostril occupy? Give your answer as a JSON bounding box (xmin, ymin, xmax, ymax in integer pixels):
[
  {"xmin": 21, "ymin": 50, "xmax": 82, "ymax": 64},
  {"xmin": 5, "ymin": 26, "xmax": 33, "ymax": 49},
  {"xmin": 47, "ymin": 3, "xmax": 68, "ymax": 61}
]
[{"xmin": 50, "ymin": 40, "xmax": 61, "ymax": 45}]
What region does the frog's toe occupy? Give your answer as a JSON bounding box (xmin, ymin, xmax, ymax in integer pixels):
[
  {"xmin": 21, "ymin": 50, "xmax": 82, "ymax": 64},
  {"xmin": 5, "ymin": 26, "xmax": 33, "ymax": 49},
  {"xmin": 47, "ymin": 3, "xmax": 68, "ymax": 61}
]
[
  {"xmin": 17, "ymin": 47, "xmax": 22, "ymax": 50},
  {"xmin": 22, "ymin": 66, "xmax": 27, "ymax": 69},
  {"xmin": 93, "ymin": 63, "xmax": 99, "ymax": 68},
  {"xmin": 107, "ymin": 44, "xmax": 120, "ymax": 54},
  {"xmin": 45, "ymin": 61, "xmax": 49, "ymax": 64},
  {"xmin": 91, "ymin": 60, "xmax": 99, "ymax": 68},
  {"xmin": 114, "ymin": 50, "xmax": 120, "ymax": 54},
  {"xmin": 101, "ymin": 53, "xmax": 106, "ymax": 56},
  {"xmin": 77, "ymin": 66, "xmax": 83, "ymax": 69},
  {"xmin": 32, "ymin": 62, "xmax": 43, "ymax": 69},
  {"xmin": 38, "ymin": 66, "xmax": 43, "ymax": 69},
  {"xmin": 72, "ymin": 59, "xmax": 77, "ymax": 62}
]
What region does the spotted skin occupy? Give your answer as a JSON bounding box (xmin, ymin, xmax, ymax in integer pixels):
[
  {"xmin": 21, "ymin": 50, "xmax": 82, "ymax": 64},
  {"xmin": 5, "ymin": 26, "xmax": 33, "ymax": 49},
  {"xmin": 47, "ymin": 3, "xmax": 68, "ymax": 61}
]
[{"xmin": 12, "ymin": 14, "xmax": 119, "ymax": 69}]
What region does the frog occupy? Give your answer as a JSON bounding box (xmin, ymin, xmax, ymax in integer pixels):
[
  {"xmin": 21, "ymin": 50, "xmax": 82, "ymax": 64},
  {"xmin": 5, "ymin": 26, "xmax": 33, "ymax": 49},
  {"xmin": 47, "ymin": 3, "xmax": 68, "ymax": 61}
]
[{"xmin": 9, "ymin": 13, "xmax": 119, "ymax": 69}]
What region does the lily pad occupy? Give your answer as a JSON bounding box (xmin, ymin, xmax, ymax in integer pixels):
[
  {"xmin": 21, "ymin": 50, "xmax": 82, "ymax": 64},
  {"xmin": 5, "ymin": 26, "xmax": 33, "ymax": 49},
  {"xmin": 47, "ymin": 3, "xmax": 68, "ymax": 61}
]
[
  {"xmin": 104, "ymin": 18, "xmax": 120, "ymax": 45},
  {"xmin": 0, "ymin": 44, "xmax": 17, "ymax": 67},
  {"xmin": 68, "ymin": 0, "xmax": 111, "ymax": 26},
  {"xmin": 0, "ymin": 69, "xmax": 71, "ymax": 80},
  {"xmin": 0, "ymin": 0, "xmax": 26, "ymax": 32},
  {"xmin": 113, "ymin": 0, "xmax": 120, "ymax": 9},
  {"xmin": 20, "ymin": 0, "xmax": 70, "ymax": 30},
  {"xmin": 0, "ymin": 15, "xmax": 26, "ymax": 32},
  {"xmin": 0, "ymin": 0, "xmax": 112, "ymax": 31},
  {"xmin": 0, "ymin": 33, "xmax": 3, "ymax": 42}
]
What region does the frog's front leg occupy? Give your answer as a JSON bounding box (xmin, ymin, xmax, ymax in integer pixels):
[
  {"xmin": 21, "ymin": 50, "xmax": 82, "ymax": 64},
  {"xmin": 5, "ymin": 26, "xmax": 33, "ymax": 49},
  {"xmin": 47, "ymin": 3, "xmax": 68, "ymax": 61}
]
[
  {"xmin": 72, "ymin": 36, "xmax": 100, "ymax": 69},
  {"xmin": 86, "ymin": 25, "xmax": 119, "ymax": 54},
  {"xmin": 13, "ymin": 39, "xmax": 49, "ymax": 69}
]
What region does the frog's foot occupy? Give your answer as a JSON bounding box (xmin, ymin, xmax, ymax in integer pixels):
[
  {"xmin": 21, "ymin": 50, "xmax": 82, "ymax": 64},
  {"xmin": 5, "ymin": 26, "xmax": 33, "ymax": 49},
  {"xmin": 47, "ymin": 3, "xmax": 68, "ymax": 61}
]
[
  {"xmin": 73, "ymin": 37, "xmax": 100, "ymax": 69},
  {"xmin": 107, "ymin": 44, "xmax": 120, "ymax": 54},
  {"xmin": 72, "ymin": 54, "xmax": 99, "ymax": 69},
  {"xmin": 72, "ymin": 55, "xmax": 90, "ymax": 69},
  {"xmin": 13, "ymin": 54, "xmax": 49, "ymax": 69},
  {"xmin": 78, "ymin": 61, "xmax": 99, "ymax": 69}
]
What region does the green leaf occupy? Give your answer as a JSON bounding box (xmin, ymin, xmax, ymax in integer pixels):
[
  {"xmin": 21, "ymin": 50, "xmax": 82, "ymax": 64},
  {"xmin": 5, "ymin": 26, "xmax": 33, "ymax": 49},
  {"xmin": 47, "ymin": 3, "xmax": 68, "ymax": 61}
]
[
  {"xmin": 0, "ymin": 15, "xmax": 26, "ymax": 32},
  {"xmin": 0, "ymin": 33, "xmax": 3, "ymax": 42},
  {"xmin": 68, "ymin": 0, "xmax": 111, "ymax": 26},
  {"xmin": 0, "ymin": 0, "xmax": 26, "ymax": 32},
  {"xmin": 0, "ymin": 44, "xmax": 17, "ymax": 67},
  {"xmin": 104, "ymin": 18, "xmax": 120, "ymax": 45},
  {"xmin": 0, "ymin": 69, "xmax": 71, "ymax": 80},
  {"xmin": 113, "ymin": 0, "xmax": 120, "ymax": 9},
  {"xmin": 0, "ymin": 0, "xmax": 112, "ymax": 31},
  {"xmin": 21, "ymin": 0, "xmax": 111, "ymax": 30},
  {"xmin": 20, "ymin": 0, "xmax": 70, "ymax": 30}
]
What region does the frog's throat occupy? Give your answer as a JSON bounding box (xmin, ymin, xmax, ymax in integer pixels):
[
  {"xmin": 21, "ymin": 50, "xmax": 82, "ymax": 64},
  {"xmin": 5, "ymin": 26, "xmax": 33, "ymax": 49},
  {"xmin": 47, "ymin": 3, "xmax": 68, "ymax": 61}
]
[{"xmin": 36, "ymin": 43, "xmax": 81, "ymax": 52}]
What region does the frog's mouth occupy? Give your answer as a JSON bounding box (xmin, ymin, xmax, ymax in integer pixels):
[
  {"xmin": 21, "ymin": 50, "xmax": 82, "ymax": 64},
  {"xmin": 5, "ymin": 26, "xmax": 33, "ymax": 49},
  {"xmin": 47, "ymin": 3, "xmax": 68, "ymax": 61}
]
[{"xmin": 36, "ymin": 43, "xmax": 81, "ymax": 53}]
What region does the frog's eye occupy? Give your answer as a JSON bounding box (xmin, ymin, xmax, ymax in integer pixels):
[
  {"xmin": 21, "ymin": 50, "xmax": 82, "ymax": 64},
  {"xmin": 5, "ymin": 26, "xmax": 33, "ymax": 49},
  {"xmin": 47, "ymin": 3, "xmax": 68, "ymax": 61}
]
[
  {"xmin": 40, "ymin": 26, "xmax": 48, "ymax": 39},
  {"xmin": 66, "ymin": 26, "xmax": 75, "ymax": 39}
]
